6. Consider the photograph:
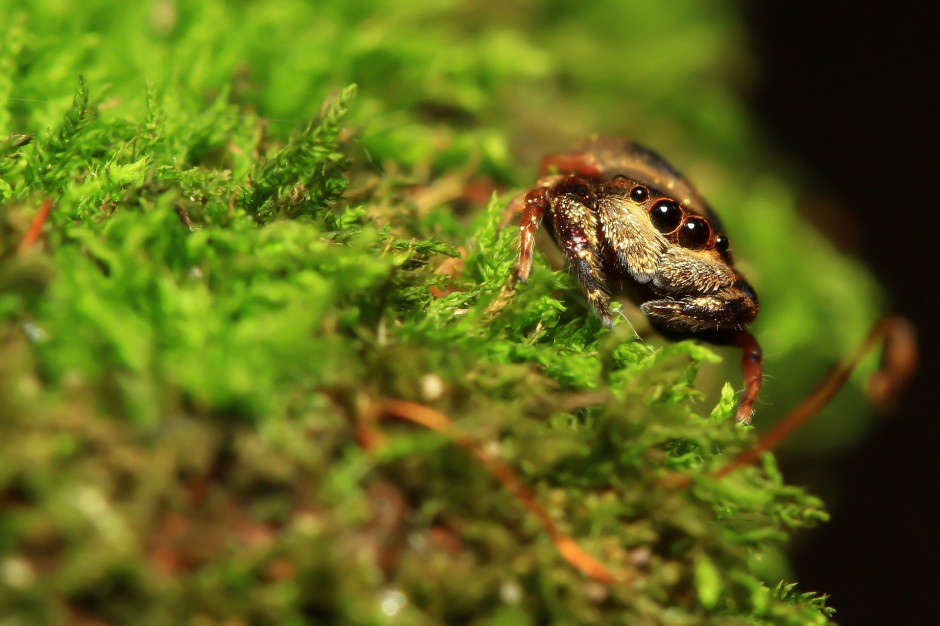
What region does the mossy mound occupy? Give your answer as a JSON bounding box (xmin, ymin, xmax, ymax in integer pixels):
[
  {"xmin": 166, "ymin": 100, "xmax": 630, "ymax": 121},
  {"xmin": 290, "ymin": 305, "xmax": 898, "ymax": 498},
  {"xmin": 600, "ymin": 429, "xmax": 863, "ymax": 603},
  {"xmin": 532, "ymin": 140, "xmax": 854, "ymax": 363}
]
[{"xmin": 1, "ymin": 1, "xmax": 883, "ymax": 623}]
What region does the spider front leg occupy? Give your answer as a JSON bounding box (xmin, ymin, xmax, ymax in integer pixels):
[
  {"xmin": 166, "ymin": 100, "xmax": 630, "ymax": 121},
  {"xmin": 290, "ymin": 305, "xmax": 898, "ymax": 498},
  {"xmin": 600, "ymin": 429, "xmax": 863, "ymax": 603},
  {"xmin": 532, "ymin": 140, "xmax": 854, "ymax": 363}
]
[
  {"xmin": 515, "ymin": 182, "xmax": 613, "ymax": 328},
  {"xmin": 547, "ymin": 182, "xmax": 614, "ymax": 328},
  {"xmin": 641, "ymin": 290, "xmax": 761, "ymax": 423},
  {"xmin": 516, "ymin": 187, "xmax": 549, "ymax": 283},
  {"xmin": 727, "ymin": 331, "xmax": 762, "ymax": 424}
]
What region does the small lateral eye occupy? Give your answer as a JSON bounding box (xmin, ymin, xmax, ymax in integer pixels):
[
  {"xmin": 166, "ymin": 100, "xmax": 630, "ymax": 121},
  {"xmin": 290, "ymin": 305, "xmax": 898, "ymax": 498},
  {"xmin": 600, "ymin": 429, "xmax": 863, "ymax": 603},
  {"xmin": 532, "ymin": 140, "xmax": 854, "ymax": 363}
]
[
  {"xmin": 678, "ymin": 216, "xmax": 711, "ymax": 249},
  {"xmin": 714, "ymin": 234, "xmax": 730, "ymax": 253},
  {"xmin": 630, "ymin": 185, "xmax": 649, "ymax": 203},
  {"xmin": 649, "ymin": 198, "xmax": 682, "ymax": 233}
]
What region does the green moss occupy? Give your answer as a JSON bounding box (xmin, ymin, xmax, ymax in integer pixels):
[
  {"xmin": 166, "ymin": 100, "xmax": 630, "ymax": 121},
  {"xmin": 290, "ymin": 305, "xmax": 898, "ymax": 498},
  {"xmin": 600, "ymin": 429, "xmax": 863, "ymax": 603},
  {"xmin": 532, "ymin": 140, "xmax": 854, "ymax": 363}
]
[{"xmin": 0, "ymin": 0, "xmax": 883, "ymax": 623}]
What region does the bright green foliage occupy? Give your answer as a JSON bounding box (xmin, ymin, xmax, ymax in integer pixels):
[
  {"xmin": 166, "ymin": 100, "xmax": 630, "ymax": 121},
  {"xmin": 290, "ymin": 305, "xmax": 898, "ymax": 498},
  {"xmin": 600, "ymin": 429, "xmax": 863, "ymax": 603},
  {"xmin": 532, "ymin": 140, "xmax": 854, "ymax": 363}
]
[
  {"xmin": 0, "ymin": 0, "xmax": 882, "ymax": 623},
  {"xmin": 241, "ymin": 85, "xmax": 357, "ymax": 223}
]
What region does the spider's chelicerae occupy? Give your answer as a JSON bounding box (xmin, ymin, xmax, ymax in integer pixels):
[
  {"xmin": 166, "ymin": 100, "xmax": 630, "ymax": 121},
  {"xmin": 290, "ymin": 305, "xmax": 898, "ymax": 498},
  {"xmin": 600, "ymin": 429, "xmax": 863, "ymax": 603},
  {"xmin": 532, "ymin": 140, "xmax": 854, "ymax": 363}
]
[{"xmin": 513, "ymin": 137, "xmax": 761, "ymax": 423}]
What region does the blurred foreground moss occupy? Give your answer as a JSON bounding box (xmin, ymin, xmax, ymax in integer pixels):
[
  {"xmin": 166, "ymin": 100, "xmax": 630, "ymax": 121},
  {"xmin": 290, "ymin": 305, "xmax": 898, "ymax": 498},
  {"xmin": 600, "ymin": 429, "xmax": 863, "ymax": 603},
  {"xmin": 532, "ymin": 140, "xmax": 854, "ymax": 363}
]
[{"xmin": 0, "ymin": 0, "xmax": 886, "ymax": 623}]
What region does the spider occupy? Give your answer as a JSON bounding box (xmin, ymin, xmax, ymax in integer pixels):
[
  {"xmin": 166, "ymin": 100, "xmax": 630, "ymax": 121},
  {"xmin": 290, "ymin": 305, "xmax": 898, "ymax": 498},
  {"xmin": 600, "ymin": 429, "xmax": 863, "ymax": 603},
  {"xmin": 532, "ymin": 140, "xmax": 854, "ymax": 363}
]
[{"xmin": 513, "ymin": 136, "xmax": 762, "ymax": 423}]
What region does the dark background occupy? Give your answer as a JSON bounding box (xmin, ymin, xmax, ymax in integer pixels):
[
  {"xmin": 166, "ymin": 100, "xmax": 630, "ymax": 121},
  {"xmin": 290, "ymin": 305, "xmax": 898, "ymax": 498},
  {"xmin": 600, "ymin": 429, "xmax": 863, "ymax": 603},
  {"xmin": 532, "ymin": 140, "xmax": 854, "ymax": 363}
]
[{"xmin": 746, "ymin": 4, "xmax": 937, "ymax": 623}]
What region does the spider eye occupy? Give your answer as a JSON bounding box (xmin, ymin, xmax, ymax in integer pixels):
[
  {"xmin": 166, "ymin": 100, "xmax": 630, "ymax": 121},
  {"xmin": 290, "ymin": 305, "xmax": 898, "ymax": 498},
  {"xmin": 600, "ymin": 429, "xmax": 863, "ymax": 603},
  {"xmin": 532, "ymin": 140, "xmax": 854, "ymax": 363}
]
[
  {"xmin": 630, "ymin": 185, "xmax": 649, "ymax": 203},
  {"xmin": 714, "ymin": 234, "xmax": 730, "ymax": 253},
  {"xmin": 678, "ymin": 216, "xmax": 711, "ymax": 249},
  {"xmin": 649, "ymin": 199, "xmax": 681, "ymax": 233}
]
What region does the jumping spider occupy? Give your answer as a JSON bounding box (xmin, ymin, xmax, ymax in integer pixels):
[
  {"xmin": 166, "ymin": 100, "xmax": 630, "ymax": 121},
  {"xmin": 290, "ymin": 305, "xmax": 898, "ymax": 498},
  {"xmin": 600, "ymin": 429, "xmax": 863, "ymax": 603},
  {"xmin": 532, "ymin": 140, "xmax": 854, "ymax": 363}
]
[{"xmin": 514, "ymin": 137, "xmax": 762, "ymax": 423}]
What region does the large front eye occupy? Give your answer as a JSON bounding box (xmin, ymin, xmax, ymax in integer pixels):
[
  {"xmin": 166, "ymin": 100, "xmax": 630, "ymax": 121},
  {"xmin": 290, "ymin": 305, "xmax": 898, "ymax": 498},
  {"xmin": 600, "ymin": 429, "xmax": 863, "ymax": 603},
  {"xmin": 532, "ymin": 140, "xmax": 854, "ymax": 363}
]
[
  {"xmin": 649, "ymin": 199, "xmax": 681, "ymax": 233},
  {"xmin": 678, "ymin": 216, "xmax": 711, "ymax": 249}
]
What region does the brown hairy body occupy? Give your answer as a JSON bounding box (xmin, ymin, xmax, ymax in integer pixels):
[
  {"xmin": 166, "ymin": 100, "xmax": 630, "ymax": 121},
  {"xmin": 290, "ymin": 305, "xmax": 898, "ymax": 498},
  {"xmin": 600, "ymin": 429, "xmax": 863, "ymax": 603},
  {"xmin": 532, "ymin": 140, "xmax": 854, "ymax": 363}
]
[{"xmin": 514, "ymin": 137, "xmax": 761, "ymax": 422}]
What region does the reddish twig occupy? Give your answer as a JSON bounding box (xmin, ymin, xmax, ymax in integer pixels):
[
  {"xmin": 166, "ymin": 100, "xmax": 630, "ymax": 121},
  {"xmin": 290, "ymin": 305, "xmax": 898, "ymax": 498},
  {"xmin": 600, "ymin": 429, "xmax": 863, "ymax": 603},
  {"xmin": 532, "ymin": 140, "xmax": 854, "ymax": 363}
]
[
  {"xmin": 379, "ymin": 399, "xmax": 631, "ymax": 584},
  {"xmin": 18, "ymin": 198, "xmax": 53, "ymax": 251}
]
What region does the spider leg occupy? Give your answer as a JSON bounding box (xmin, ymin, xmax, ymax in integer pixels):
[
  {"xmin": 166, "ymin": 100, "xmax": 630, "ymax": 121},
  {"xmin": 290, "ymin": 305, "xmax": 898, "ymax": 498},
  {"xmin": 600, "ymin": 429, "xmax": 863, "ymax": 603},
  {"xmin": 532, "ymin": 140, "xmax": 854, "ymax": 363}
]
[
  {"xmin": 549, "ymin": 195, "xmax": 613, "ymax": 328},
  {"xmin": 730, "ymin": 331, "xmax": 763, "ymax": 424},
  {"xmin": 673, "ymin": 326, "xmax": 762, "ymax": 425},
  {"xmin": 683, "ymin": 328, "xmax": 763, "ymax": 425},
  {"xmin": 516, "ymin": 187, "xmax": 550, "ymax": 283},
  {"xmin": 515, "ymin": 177, "xmax": 612, "ymax": 327},
  {"xmin": 539, "ymin": 152, "xmax": 603, "ymax": 178},
  {"xmin": 715, "ymin": 316, "xmax": 916, "ymax": 476}
]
